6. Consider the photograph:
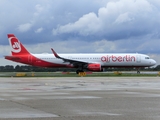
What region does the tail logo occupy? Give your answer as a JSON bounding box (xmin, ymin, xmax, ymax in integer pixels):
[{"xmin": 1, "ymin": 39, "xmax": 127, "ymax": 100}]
[{"xmin": 9, "ymin": 37, "xmax": 21, "ymax": 53}]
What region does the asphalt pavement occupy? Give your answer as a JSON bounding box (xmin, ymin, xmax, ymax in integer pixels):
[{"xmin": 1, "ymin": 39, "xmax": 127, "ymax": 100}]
[{"xmin": 0, "ymin": 77, "xmax": 160, "ymax": 120}]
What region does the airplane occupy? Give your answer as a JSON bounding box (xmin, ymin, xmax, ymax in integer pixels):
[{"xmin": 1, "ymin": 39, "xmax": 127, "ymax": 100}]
[{"xmin": 5, "ymin": 34, "xmax": 156, "ymax": 74}]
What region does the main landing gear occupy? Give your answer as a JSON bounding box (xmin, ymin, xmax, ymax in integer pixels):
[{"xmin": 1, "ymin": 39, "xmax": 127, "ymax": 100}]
[
  {"xmin": 76, "ymin": 70, "xmax": 86, "ymax": 77},
  {"xmin": 76, "ymin": 70, "xmax": 84, "ymax": 74}
]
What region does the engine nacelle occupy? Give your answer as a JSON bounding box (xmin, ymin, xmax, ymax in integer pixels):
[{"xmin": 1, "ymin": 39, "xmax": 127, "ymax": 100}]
[{"xmin": 87, "ymin": 63, "xmax": 102, "ymax": 71}]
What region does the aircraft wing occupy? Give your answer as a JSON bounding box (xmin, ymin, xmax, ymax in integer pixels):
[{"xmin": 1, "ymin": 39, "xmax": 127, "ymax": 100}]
[{"xmin": 51, "ymin": 48, "xmax": 89, "ymax": 66}]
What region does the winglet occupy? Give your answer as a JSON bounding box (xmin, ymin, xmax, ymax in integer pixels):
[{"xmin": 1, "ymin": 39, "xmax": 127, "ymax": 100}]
[{"xmin": 51, "ymin": 48, "xmax": 61, "ymax": 58}]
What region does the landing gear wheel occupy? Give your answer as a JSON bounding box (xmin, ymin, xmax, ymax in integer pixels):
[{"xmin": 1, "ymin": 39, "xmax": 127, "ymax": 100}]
[
  {"xmin": 76, "ymin": 70, "xmax": 84, "ymax": 74},
  {"xmin": 76, "ymin": 70, "xmax": 80, "ymax": 74},
  {"xmin": 137, "ymin": 71, "xmax": 140, "ymax": 74},
  {"xmin": 136, "ymin": 67, "xmax": 141, "ymax": 74}
]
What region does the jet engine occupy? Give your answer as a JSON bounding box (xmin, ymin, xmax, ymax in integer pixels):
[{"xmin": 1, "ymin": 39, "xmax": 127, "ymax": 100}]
[{"xmin": 87, "ymin": 63, "xmax": 102, "ymax": 71}]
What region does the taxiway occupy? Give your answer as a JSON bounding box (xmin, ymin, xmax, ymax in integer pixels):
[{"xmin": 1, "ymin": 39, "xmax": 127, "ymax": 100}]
[{"xmin": 0, "ymin": 77, "xmax": 160, "ymax": 120}]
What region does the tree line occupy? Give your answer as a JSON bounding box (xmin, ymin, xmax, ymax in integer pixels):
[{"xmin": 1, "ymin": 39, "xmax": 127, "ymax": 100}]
[{"xmin": 0, "ymin": 65, "xmax": 160, "ymax": 72}]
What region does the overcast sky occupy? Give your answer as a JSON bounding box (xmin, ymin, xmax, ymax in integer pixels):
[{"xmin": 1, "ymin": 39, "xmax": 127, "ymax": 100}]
[{"xmin": 0, "ymin": 0, "xmax": 160, "ymax": 66}]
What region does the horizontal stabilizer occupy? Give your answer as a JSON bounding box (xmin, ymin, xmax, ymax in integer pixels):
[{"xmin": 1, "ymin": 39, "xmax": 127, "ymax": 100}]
[{"xmin": 4, "ymin": 56, "xmax": 21, "ymax": 61}]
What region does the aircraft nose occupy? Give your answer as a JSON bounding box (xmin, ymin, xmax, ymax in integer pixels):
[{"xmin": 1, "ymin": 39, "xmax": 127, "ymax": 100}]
[{"xmin": 151, "ymin": 59, "xmax": 156, "ymax": 65}]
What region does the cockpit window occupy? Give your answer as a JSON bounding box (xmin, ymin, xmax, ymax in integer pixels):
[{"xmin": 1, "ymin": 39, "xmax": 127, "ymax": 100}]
[{"xmin": 145, "ymin": 57, "xmax": 150, "ymax": 59}]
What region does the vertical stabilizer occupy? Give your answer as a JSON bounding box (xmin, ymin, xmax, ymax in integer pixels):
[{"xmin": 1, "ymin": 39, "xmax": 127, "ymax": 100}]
[{"xmin": 8, "ymin": 34, "xmax": 30, "ymax": 56}]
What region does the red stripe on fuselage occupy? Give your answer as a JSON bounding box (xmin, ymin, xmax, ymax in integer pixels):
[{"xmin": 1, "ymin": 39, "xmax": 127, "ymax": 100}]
[{"xmin": 5, "ymin": 54, "xmax": 69, "ymax": 68}]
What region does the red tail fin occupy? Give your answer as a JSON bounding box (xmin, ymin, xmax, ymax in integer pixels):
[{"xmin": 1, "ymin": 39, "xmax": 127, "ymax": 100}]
[{"xmin": 8, "ymin": 34, "xmax": 30, "ymax": 56}]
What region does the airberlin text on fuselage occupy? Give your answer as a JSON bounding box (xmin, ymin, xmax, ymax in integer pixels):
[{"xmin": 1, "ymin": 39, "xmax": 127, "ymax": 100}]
[{"xmin": 101, "ymin": 55, "xmax": 136, "ymax": 62}]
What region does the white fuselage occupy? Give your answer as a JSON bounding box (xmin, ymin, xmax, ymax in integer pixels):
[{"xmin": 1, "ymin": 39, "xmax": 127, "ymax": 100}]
[{"xmin": 31, "ymin": 53, "xmax": 156, "ymax": 67}]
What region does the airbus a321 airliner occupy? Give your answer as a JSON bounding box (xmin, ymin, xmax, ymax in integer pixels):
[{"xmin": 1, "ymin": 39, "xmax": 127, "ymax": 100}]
[{"xmin": 5, "ymin": 34, "xmax": 156, "ymax": 74}]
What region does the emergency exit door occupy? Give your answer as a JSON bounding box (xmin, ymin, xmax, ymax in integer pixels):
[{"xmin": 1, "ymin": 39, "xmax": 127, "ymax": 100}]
[{"xmin": 136, "ymin": 55, "xmax": 141, "ymax": 63}]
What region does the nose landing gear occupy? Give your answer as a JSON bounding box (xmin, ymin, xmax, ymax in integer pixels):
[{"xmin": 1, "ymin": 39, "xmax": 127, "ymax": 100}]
[{"xmin": 136, "ymin": 68, "xmax": 140, "ymax": 74}]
